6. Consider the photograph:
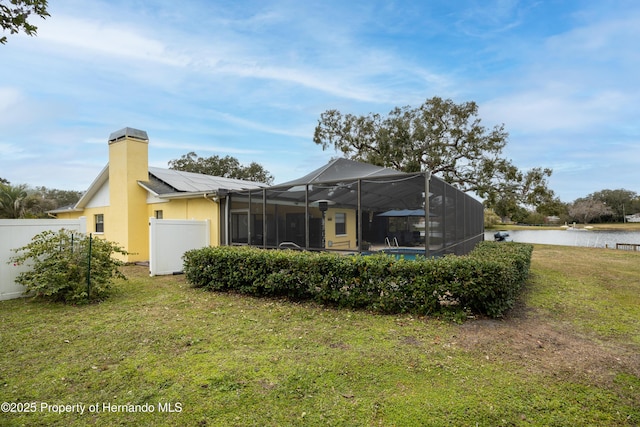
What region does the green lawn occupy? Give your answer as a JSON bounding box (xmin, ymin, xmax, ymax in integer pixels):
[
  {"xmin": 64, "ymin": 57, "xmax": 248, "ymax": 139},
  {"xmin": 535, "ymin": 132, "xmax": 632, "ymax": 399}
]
[{"xmin": 1, "ymin": 245, "xmax": 638, "ymax": 426}]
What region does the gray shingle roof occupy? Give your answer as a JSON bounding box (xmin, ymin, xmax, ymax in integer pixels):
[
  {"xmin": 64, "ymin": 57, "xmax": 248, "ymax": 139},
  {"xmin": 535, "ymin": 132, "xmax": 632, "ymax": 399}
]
[{"xmin": 276, "ymin": 158, "xmax": 403, "ymax": 186}]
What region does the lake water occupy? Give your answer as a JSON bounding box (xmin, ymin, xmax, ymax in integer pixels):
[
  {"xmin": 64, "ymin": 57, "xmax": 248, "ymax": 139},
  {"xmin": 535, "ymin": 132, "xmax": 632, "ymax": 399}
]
[{"xmin": 484, "ymin": 229, "xmax": 640, "ymax": 248}]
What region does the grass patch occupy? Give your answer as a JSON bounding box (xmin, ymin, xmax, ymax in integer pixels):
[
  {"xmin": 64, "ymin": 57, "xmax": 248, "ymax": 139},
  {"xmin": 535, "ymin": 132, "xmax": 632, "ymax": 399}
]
[
  {"xmin": 528, "ymin": 245, "xmax": 640, "ymax": 344},
  {"xmin": 0, "ymin": 246, "xmax": 638, "ymax": 426}
]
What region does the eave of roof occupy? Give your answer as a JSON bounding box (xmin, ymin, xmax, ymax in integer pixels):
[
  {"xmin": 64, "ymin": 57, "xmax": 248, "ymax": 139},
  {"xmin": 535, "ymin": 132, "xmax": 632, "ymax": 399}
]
[
  {"xmin": 136, "ymin": 181, "xmax": 223, "ymax": 200},
  {"xmin": 74, "ymin": 165, "xmax": 109, "ymax": 210},
  {"xmin": 47, "ymin": 205, "xmax": 84, "ymax": 214}
]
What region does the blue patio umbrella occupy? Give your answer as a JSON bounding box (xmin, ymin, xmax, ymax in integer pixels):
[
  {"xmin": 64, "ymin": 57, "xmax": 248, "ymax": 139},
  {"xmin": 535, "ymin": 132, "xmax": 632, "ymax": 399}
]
[{"xmin": 377, "ymin": 209, "xmax": 436, "ymax": 217}]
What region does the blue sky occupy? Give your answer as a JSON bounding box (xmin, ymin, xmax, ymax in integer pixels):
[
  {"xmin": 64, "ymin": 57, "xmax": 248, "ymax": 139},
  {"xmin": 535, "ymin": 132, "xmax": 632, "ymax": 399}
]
[{"xmin": 1, "ymin": 0, "xmax": 639, "ymax": 203}]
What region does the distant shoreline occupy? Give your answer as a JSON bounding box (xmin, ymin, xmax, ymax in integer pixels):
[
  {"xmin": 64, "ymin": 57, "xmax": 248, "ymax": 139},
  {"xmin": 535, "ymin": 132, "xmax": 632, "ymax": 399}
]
[{"xmin": 486, "ymin": 223, "xmax": 640, "ymax": 231}]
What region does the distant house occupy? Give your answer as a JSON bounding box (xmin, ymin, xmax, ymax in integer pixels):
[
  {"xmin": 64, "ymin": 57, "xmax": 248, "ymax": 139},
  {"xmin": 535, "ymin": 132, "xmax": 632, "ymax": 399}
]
[
  {"xmin": 626, "ymin": 213, "xmax": 640, "ymax": 223},
  {"xmin": 545, "ymin": 215, "xmax": 561, "ymax": 224}
]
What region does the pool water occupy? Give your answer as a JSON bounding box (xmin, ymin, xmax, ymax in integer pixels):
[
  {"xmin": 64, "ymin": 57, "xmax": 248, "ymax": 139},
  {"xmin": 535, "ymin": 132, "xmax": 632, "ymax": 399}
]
[{"xmin": 363, "ymin": 248, "xmax": 427, "ymax": 261}]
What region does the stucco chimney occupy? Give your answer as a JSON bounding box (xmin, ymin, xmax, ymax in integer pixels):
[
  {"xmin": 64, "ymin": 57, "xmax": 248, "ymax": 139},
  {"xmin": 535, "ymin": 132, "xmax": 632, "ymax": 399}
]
[{"xmin": 107, "ymin": 127, "xmax": 149, "ymax": 262}]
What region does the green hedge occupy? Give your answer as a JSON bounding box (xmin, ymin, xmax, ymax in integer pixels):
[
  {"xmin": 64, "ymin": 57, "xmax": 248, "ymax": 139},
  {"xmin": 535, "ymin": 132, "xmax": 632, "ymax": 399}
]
[{"xmin": 182, "ymin": 242, "xmax": 533, "ymax": 318}]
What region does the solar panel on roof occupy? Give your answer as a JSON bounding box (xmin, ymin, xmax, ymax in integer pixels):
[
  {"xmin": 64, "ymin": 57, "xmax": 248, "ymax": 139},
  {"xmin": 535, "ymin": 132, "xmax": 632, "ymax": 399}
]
[{"xmin": 147, "ymin": 167, "xmax": 266, "ymax": 192}]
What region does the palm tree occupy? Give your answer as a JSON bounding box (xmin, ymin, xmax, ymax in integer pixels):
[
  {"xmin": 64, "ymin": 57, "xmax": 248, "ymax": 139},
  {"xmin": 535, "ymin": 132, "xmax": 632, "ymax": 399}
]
[{"xmin": 0, "ymin": 183, "xmax": 29, "ymax": 218}]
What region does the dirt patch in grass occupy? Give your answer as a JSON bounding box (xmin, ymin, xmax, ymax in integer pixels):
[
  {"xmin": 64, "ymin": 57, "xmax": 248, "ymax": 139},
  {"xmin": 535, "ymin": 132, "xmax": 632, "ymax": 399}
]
[{"xmin": 455, "ymin": 294, "xmax": 640, "ymax": 388}]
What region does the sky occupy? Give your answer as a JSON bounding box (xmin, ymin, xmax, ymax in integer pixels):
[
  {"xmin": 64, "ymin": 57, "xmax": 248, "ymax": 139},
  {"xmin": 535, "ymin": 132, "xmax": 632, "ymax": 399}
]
[{"xmin": 1, "ymin": 0, "xmax": 639, "ymax": 203}]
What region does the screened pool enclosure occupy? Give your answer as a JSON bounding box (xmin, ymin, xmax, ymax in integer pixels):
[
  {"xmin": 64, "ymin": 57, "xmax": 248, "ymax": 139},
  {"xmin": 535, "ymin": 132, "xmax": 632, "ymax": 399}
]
[{"xmin": 224, "ymin": 159, "xmax": 484, "ymax": 257}]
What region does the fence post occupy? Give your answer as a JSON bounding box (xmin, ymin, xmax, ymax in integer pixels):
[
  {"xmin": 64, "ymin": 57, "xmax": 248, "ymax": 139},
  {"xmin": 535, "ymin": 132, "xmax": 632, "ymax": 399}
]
[{"xmin": 86, "ymin": 233, "xmax": 92, "ymax": 299}]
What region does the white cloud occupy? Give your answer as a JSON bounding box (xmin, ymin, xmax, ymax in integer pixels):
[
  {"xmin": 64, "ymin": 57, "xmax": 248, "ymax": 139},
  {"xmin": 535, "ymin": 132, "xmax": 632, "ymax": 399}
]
[
  {"xmin": 456, "ymin": 0, "xmax": 525, "ymax": 37},
  {"xmin": 0, "ymin": 87, "xmax": 21, "ymax": 110},
  {"xmin": 37, "ymin": 15, "xmax": 188, "ymax": 66},
  {"xmin": 150, "ymin": 138, "xmax": 262, "ymax": 156},
  {"xmin": 483, "ymin": 87, "xmax": 632, "ymax": 134},
  {"xmin": 0, "ymin": 142, "xmax": 23, "ymax": 156},
  {"xmin": 481, "ymin": 7, "xmax": 640, "ymax": 134},
  {"xmin": 204, "ymin": 110, "xmax": 311, "ymax": 139},
  {"xmin": 0, "ymin": 87, "xmax": 33, "ymax": 127},
  {"xmin": 30, "ymin": 12, "xmax": 430, "ymax": 106}
]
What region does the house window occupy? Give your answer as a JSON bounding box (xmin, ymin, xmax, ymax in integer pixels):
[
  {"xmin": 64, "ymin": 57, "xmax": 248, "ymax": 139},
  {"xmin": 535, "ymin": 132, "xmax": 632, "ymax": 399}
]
[
  {"xmin": 154, "ymin": 210, "xmax": 163, "ymax": 219},
  {"xmin": 95, "ymin": 214, "xmax": 104, "ymax": 233},
  {"xmin": 335, "ymin": 212, "xmax": 346, "ymax": 235}
]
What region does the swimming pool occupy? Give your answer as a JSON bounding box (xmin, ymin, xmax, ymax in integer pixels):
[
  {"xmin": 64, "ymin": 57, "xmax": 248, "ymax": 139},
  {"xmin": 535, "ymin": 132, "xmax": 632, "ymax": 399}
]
[{"xmin": 363, "ymin": 248, "xmax": 427, "ymax": 261}]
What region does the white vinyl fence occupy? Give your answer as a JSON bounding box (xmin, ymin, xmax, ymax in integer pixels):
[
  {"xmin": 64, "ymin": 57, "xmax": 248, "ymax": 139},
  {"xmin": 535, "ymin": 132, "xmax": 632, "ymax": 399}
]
[
  {"xmin": 149, "ymin": 218, "xmax": 210, "ymax": 276},
  {"xmin": 0, "ymin": 218, "xmax": 87, "ymax": 301}
]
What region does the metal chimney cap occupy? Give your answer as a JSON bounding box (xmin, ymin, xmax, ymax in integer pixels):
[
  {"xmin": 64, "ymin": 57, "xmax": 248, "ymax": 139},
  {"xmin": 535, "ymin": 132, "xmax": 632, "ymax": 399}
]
[{"xmin": 108, "ymin": 127, "xmax": 149, "ymax": 143}]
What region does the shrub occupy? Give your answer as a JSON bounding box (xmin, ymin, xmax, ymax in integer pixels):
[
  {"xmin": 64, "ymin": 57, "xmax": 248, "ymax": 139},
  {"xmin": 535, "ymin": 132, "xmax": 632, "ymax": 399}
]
[
  {"xmin": 183, "ymin": 242, "xmax": 533, "ymax": 318},
  {"xmin": 9, "ymin": 229, "xmax": 127, "ymax": 303}
]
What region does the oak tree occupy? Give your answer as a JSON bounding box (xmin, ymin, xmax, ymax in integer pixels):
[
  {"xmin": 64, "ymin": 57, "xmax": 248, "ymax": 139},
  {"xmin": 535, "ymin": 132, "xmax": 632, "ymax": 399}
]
[
  {"xmin": 568, "ymin": 198, "xmax": 613, "ymax": 224},
  {"xmin": 586, "ymin": 189, "xmax": 638, "ymax": 221},
  {"xmin": 313, "ymin": 97, "xmax": 553, "ymax": 215},
  {"xmin": 168, "ymin": 152, "xmax": 274, "ymax": 184}
]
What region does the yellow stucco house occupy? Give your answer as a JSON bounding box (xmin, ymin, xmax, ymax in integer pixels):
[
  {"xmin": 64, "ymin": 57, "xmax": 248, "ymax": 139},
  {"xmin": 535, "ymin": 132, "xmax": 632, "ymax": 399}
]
[
  {"xmin": 54, "ymin": 127, "xmax": 484, "ymax": 264},
  {"xmin": 53, "ymin": 128, "xmax": 266, "ymax": 262}
]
